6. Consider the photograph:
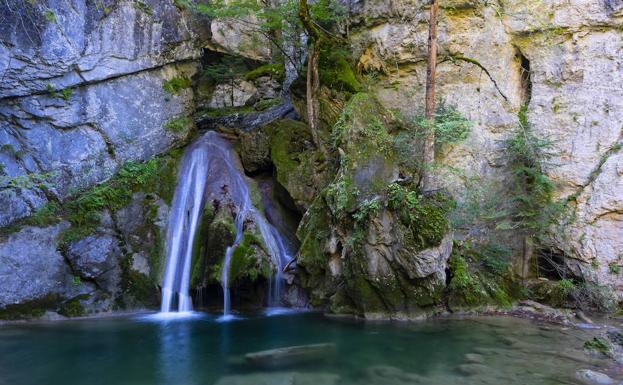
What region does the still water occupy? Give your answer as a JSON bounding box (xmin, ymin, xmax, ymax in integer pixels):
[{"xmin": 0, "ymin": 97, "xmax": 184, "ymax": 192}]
[{"xmin": 0, "ymin": 311, "xmax": 612, "ymax": 385}]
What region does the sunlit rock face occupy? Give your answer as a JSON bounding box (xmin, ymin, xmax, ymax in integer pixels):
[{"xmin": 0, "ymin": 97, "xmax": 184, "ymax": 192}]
[{"xmin": 342, "ymin": 0, "xmax": 623, "ymax": 296}]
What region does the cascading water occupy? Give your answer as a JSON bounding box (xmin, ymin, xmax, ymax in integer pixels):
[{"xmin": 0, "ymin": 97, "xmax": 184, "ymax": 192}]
[
  {"xmin": 159, "ymin": 131, "xmax": 292, "ymax": 315},
  {"xmin": 160, "ymin": 139, "xmax": 211, "ymax": 313}
]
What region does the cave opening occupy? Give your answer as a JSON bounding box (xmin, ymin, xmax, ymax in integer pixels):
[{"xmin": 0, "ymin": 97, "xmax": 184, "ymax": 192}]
[{"xmin": 517, "ymin": 49, "xmax": 532, "ymax": 105}]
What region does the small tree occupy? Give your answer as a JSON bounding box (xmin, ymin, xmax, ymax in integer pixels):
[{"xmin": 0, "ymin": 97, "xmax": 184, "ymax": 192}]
[
  {"xmin": 422, "ymin": 0, "xmax": 439, "ymax": 191},
  {"xmin": 203, "ymin": 56, "xmax": 247, "ymax": 107}
]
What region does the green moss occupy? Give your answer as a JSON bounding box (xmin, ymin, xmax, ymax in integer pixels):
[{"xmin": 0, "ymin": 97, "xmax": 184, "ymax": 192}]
[
  {"xmin": 119, "ymin": 255, "xmax": 159, "ymax": 307},
  {"xmin": 244, "ymin": 63, "xmax": 285, "ymax": 82},
  {"xmin": 446, "ymin": 245, "xmax": 513, "ymax": 309},
  {"xmin": 319, "ymin": 45, "xmax": 360, "ymax": 93},
  {"xmin": 163, "ymin": 76, "xmax": 192, "ymax": 94},
  {"xmin": 59, "ymin": 152, "xmax": 181, "ymax": 245},
  {"xmin": 0, "ymin": 294, "xmax": 59, "ymax": 320},
  {"xmin": 584, "ymin": 337, "xmax": 611, "ymax": 356},
  {"xmin": 58, "ymin": 294, "xmax": 89, "ymax": 317},
  {"xmin": 387, "ymin": 184, "xmax": 453, "ymax": 250},
  {"xmin": 296, "ymin": 195, "xmax": 332, "ymax": 277},
  {"xmin": 254, "ymin": 98, "xmax": 282, "ymax": 111},
  {"xmin": 133, "ymin": 0, "xmax": 153, "ymax": 15},
  {"xmin": 164, "ymin": 116, "xmax": 192, "ymax": 132},
  {"xmin": 268, "ymin": 119, "xmax": 324, "ymax": 207},
  {"xmin": 190, "ymin": 204, "xmax": 215, "ymax": 288},
  {"xmin": 204, "ymin": 208, "xmax": 237, "ymax": 285},
  {"xmin": 229, "ymin": 232, "xmax": 271, "ymax": 284}
]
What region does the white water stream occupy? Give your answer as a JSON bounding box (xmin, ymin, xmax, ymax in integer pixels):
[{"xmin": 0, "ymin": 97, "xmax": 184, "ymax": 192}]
[{"xmin": 160, "ymin": 131, "xmax": 291, "ymax": 315}]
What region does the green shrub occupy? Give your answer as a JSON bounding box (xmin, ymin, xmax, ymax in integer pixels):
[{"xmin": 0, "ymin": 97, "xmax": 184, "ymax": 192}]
[
  {"xmin": 163, "ymin": 77, "xmax": 192, "ymax": 94},
  {"xmin": 245, "ymin": 63, "xmax": 285, "ymax": 82},
  {"xmin": 164, "ymin": 116, "xmax": 191, "ymax": 132},
  {"xmin": 133, "ymin": 1, "xmax": 153, "ymax": 15}
]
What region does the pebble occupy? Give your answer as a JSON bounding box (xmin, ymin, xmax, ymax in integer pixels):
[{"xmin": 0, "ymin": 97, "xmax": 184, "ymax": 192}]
[{"xmin": 575, "ymin": 369, "xmax": 616, "ymax": 385}]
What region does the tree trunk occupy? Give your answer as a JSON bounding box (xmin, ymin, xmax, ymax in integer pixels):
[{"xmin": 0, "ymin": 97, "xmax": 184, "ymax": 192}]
[
  {"xmin": 306, "ymin": 43, "xmax": 327, "ymax": 157},
  {"xmin": 422, "ymin": 0, "xmax": 439, "ymax": 191},
  {"xmin": 230, "ymin": 77, "xmax": 235, "ymax": 107},
  {"xmin": 299, "ymin": 0, "xmax": 327, "ymax": 158}
]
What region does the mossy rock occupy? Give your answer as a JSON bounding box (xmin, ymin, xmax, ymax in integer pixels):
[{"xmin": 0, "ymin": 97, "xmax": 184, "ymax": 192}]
[
  {"xmin": 0, "ymin": 293, "xmax": 60, "ymax": 320},
  {"xmin": 229, "ymin": 232, "xmax": 272, "ymax": 284},
  {"xmin": 119, "ymin": 255, "xmax": 159, "ymax": 308},
  {"xmin": 58, "ymin": 294, "xmax": 89, "ymax": 317},
  {"xmin": 267, "ymin": 119, "xmax": 328, "ymax": 210},
  {"xmin": 203, "ymin": 206, "xmax": 237, "ymax": 285},
  {"xmin": 446, "ymin": 251, "xmax": 513, "ymax": 310}
]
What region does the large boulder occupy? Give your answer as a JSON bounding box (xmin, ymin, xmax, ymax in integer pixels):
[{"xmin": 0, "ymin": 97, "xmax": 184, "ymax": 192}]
[{"xmin": 0, "ymin": 223, "xmax": 72, "ymax": 308}]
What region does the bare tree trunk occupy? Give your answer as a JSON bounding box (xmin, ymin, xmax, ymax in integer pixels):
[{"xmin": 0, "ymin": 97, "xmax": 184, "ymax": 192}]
[
  {"xmin": 306, "ymin": 44, "xmax": 325, "ymax": 156},
  {"xmin": 299, "ymin": 0, "xmax": 328, "ymax": 158},
  {"xmin": 422, "ymin": 0, "xmax": 439, "ymax": 191},
  {"xmin": 230, "ymin": 77, "xmax": 235, "ymax": 107}
]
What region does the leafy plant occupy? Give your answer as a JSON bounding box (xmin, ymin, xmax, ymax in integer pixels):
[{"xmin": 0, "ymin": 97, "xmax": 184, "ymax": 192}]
[
  {"xmin": 133, "ymin": 1, "xmax": 153, "ymax": 15},
  {"xmin": 163, "ymin": 77, "xmax": 192, "ymax": 95},
  {"xmin": 608, "ymin": 262, "xmax": 621, "ymax": 275},
  {"xmin": 164, "ymin": 116, "xmax": 191, "ymax": 132},
  {"xmin": 413, "ymin": 103, "xmax": 473, "ymax": 151},
  {"xmin": 60, "ymin": 87, "xmax": 72, "ymax": 101},
  {"xmin": 44, "ymin": 9, "xmax": 56, "ymax": 22}
]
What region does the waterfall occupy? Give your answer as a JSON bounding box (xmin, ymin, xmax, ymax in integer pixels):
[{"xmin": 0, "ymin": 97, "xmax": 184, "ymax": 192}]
[
  {"xmin": 160, "ymin": 131, "xmax": 291, "ymax": 314},
  {"xmin": 160, "ymin": 138, "xmax": 211, "ymax": 313}
]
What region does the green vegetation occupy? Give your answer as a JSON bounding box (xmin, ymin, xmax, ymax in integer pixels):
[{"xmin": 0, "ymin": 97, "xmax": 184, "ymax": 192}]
[
  {"xmin": 254, "ymin": 98, "xmax": 282, "ymax": 111},
  {"xmin": 119, "ymin": 256, "xmax": 158, "ymax": 306},
  {"xmin": 318, "ymin": 45, "xmax": 360, "ymax": 94},
  {"xmin": 163, "ymin": 76, "xmax": 192, "ymax": 94},
  {"xmin": 58, "ymin": 295, "xmax": 89, "ymax": 317},
  {"xmin": 164, "ymin": 116, "xmax": 192, "ymax": 132},
  {"xmin": 229, "ymin": 232, "xmax": 272, "ymax": 284},
  {"xmin": 504, "ymin": 105, "xmax": 561, "ymax": 237},
  {"xmin": 609, "ymin": 262, "xmax": 621, "ymax": 275},
  {"xmin": 413, "ymin": 103, "xmax": 473, "ymax": 152},
  {"xmin": 245, "ymin": 63, "xmax": 285, "ymax": 82},
  {"xmin": 0, "ymin": 294, "xmax": 59, "ymax": 320},
  {"xmin": 56, "ymin": 153, "xmax": 181, "ymax": 244},
  {"xmin": 44, "ymin": 9, "xmax": 56, "ymax": 22},
  {"xmin": 133, "ymin": 1, "xmax": 153, "ymax": 15},
  {"xmin": 387, "ymin": 183, "xmax": 454, "ymax": 250},
  {"xmin": 59, "ymin": 87, "xmax": 72, "ymax": 101},
  {"xmin": 584, "ymin": 337, "xmax": 611, "ymax": 356},
  {"xmin": 447, "ymin": 243, "xmax": 514, "ymax": 309}
]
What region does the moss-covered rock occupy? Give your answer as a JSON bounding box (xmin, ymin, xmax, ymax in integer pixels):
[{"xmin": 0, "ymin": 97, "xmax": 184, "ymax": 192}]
[
  {"xmin": 229, "ymin": 232, "xmax": 272, "ymax": 284},
  {"xmin": 58, "ymin": 294, "xmax": 89, "ymax": 317},
  {"xmin": 445, "ymin": 242, "xmax": 515, "ymax": 310},
  {"xmin": 296, "ymin": 92, "xmax": 454, "ymax": 318},
  {"xmin": 267, "ymin": 119, "xmax": 331, "ymax": 210},
  {"xmin": 0, "ymin": 293, "xmax": 59, "ymax": 320}
]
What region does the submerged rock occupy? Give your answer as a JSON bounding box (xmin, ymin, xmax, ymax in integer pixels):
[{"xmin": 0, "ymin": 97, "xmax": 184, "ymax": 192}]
[
  {"xmin": 457, "ymin": 363, "xmax": 488, "ymax": 376},
  {"xmin": 575, "ymin": 369, "xmax": 616, "ymax": 385},
  {"xmin": 214, "ymin": 372, "xmax": 340, "ymax": 385},
  {"xmin": 363, "ymin": 365, "xmax": 426, "ymax": 384},
  {"xmin": 244, "ymin": 343, "xmax": 337, "ymax": 367}
]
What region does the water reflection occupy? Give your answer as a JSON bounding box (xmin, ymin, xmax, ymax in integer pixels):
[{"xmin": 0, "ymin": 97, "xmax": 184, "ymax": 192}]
[{"xmin": 157, "ymin": 317, "xmax": 196, "ymax": 385}]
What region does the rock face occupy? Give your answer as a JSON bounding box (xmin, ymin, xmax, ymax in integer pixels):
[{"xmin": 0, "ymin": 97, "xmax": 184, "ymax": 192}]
[
  {"xmin": 0, "ymin": 0, "xmax": 205, "ymax": 317},
  {"xmin": 0, "ymin": 0, "xmax": 208, "ymax": 227},
  {"xmin": 0, "ymin": 223, "xmax": 73, "ymax": 307},
  {"xmin": 344, "ymin": 0, "xmax": 623, "ymax": 299}
]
